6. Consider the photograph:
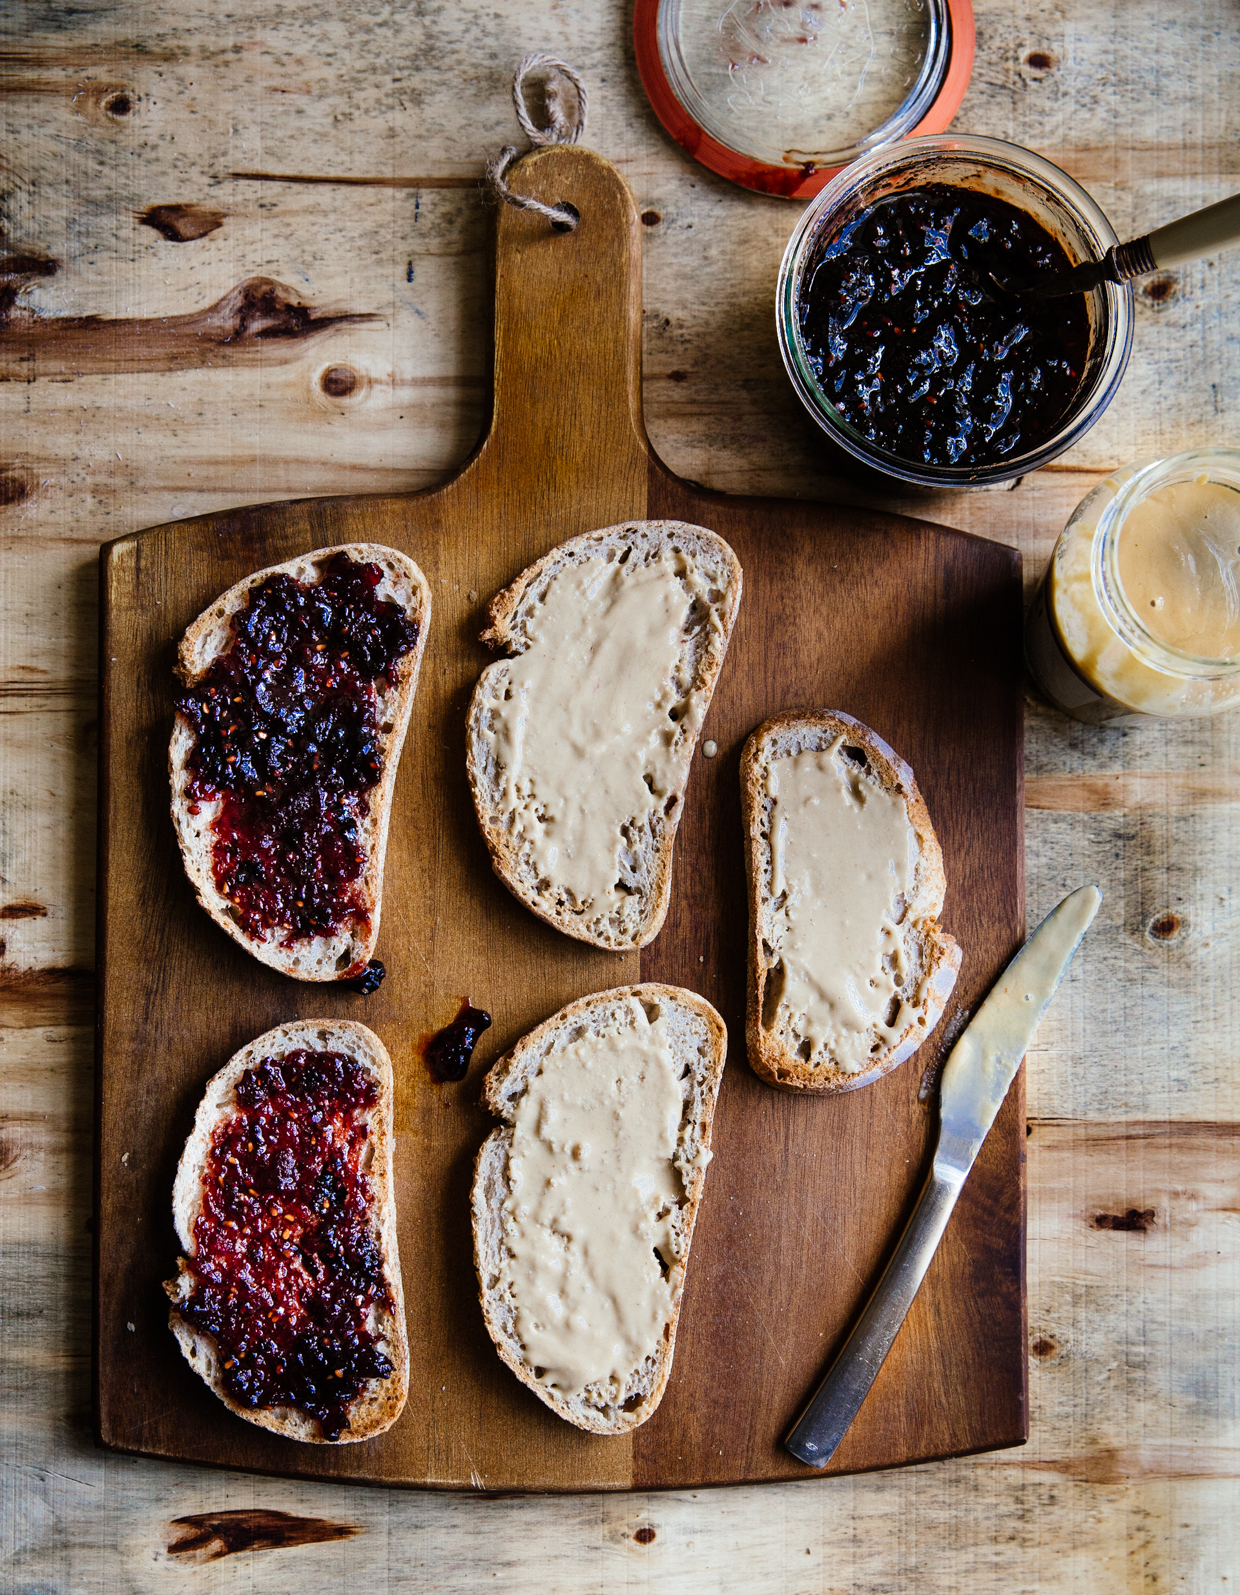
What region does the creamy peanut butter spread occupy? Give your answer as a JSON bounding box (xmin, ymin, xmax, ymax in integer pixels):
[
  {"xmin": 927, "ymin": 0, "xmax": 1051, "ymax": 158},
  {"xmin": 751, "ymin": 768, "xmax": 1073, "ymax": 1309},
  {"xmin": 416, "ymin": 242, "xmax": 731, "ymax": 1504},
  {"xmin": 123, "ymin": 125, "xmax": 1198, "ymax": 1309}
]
[
  {"xmin": 503, "ymin": 1000, "xmax": 684, "ymax": 1397},
  {"xmin": 1117, "ymin": 479, "xmax": 1240, "ymax": 658},
  {"xmin": 484, "ymin": 548, "xmax": 715, "ymax": 917},
  {"xmin": 1039, "ymin": 468, "xmax": 1240, "ymax": 720},
  {"xmin": 764, "ymin": 739, "xmax": 916, "ymax": 1073}
]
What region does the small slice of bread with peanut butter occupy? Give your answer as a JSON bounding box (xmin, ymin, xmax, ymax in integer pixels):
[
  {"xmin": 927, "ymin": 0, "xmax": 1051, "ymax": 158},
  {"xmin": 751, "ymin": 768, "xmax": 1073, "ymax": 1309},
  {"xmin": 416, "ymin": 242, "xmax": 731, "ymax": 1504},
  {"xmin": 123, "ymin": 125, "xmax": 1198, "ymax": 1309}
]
[
  {"xmin": 741, "ymin": 710, "xmax": 961, "ymax": 1094},
  {"xmin": 471, "ymin": 984, "xmax": 726, "ymax": 1434},
  {"xmin": 466, "ymin": 521, "xmax": 742, "ymax": 950}
]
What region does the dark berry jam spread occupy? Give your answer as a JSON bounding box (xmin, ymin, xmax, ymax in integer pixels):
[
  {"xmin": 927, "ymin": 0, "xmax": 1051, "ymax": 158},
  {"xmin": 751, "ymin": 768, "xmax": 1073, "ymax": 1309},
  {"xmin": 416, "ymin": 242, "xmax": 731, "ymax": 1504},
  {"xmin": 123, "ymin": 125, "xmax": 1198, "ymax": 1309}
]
[
  {"xmin": 426, "ymin": 1002, "xmax": 492, "ymax": 1083},
  {"xmin": 177, "ymin": 1048, "xmax": 392, "ymax": 1440},
  {"xmin": 347, "ymin": 959, "xmax": 387, "ymax": 996},
  {"xmin": 798, "ymin": 184, "xmax": 1091, "ymax": 469},
  {"xmin": 177, "ymin": 553, "xmax": 418, "ymax": 948}
]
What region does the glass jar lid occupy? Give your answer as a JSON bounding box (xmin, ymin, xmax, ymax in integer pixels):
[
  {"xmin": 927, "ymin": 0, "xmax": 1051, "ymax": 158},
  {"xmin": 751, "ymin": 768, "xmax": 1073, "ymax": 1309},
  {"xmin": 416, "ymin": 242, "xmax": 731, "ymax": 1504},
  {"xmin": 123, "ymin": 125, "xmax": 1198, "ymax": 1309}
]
[{"xmin": 634, "ymin": 0, "xmax": 975, "ymax": 197}]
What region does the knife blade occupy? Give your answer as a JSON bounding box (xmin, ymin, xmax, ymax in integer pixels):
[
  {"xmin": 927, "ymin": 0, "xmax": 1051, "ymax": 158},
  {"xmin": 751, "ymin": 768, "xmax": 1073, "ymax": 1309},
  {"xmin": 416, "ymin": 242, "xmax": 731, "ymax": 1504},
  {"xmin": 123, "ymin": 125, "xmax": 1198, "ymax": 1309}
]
[{"xmin": 784, "ymin": 884, "xmax": 1102, "ymax": 1468}]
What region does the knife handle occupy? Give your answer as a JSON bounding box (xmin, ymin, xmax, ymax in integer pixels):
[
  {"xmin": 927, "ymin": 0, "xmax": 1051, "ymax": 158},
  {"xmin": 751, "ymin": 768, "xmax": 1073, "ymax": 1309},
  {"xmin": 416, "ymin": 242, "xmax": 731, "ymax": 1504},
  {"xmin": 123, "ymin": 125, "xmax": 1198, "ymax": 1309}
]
[
  {"xmin": 1147, "ymin": 192, "xmax": 1240, "ymax": 270},
  {"xmin": 785, "ymin": 1168, "xmax": 962, "ymax": 1467}
]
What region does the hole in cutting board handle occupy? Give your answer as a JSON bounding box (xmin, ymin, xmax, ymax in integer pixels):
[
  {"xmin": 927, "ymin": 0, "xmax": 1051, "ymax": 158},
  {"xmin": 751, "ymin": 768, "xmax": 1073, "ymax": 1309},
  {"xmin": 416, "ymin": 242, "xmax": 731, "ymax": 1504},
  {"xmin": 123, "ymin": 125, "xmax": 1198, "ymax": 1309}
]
[{"xmin": 550, "ymin": 201, "xmax": 580, "ymax": 234}]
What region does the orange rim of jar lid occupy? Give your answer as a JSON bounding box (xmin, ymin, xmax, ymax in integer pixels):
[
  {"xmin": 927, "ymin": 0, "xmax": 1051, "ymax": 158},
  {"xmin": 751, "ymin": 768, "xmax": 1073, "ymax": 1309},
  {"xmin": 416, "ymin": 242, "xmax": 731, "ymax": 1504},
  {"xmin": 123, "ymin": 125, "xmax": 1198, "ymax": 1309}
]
[{"xmin": 634, "ymin": 0, "xmax": 976, "ymax": 200}]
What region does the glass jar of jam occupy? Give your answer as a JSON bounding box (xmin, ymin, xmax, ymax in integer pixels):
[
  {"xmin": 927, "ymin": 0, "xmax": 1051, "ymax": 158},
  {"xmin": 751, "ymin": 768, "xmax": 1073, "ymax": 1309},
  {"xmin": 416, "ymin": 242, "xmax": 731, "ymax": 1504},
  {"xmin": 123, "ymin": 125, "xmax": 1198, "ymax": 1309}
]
[
  {"xmin": 776, "ymin": 135, "xmax": 1134, "ymax": 487},
  {"xmin": 1025, "ymin": 449, "xmax": 1240, "ymax": 724}
]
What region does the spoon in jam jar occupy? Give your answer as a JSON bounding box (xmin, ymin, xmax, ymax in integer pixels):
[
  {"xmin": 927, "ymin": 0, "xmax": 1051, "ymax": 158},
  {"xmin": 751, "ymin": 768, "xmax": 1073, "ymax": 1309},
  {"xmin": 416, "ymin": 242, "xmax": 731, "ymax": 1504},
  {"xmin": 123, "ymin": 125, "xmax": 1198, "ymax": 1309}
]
[{"xmin": 993, "ymin": 191, "xmax": 1240, "ymax": 300}]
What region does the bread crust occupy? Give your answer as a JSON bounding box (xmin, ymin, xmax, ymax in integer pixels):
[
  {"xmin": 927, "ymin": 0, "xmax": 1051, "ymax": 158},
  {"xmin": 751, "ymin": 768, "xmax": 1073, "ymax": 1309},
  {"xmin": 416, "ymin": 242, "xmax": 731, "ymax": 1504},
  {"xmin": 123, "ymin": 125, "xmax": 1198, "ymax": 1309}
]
[
  {"xmin": 164, "ymin": 1018, "xmax": 408, "ymax": 1444},
  {"xmin": 471, "ymin": 984, "xmax": 727, "ymax": 1434},
  {"xmin": 465, "ymin": 521, "xmax": 742, "ymax": 950},
  {"xmin": 169, "ymin": 543, "xmax": 430, "ymax": 981},
  {"xmin": 740, "ymin": 710, "xmax": 962, "ymax": 1095}
]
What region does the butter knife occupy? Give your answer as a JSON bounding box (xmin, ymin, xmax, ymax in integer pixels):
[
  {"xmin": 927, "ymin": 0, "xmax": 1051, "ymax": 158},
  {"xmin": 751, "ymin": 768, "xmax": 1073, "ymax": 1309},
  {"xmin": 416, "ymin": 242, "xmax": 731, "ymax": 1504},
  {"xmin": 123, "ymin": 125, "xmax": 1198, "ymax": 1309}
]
[{"xmin": 785, "ymin": 884, "xmax": 1102, "ymax": 1468}]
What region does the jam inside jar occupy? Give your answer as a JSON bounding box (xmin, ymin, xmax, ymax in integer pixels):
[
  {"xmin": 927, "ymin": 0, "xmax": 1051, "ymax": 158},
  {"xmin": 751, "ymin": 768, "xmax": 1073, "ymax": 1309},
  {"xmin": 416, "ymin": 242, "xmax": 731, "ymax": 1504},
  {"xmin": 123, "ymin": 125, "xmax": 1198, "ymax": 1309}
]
[
  {"xmin": 777, "ymin": 137, "xmax": 1135, "ymax": 489},
  {"xmin": 177, "ymin": 553, "xmax": 418, "ymax": 951},
  {"xmin": 797, "ymin": 183, "xmax": 1091, "ymax": 470},
  {"xmin": 175, "ymin": 1048, "xmax": 394, "ymax": 1440}
]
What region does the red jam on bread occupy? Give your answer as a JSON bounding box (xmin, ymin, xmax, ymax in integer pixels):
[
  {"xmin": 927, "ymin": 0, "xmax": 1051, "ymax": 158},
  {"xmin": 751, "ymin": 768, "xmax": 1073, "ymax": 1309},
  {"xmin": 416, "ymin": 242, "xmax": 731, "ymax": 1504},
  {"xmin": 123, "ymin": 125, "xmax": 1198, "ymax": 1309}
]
[
  {"xmin": 175, "ymin": 1048, "xmax": 394, "ymax": 1440},
  {"xmin": 176, "ymin": 552, "xmax": 419, "ymax": 947}
]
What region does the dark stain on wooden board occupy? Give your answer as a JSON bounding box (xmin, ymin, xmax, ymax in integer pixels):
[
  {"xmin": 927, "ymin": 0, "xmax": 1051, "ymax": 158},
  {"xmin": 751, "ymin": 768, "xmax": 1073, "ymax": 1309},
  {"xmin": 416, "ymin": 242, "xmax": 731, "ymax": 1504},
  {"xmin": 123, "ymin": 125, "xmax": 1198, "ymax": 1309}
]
[
  {"xmin": 0, "ymin": 276, "xmax": 378, "ymax": 382},
  {"xmin": 138, "ymin": 204, "xmax": 227, "ymax": 242},
  {"xmin": 166, "ymin": 1509, "xmax": 362, "ymax": 1560}
]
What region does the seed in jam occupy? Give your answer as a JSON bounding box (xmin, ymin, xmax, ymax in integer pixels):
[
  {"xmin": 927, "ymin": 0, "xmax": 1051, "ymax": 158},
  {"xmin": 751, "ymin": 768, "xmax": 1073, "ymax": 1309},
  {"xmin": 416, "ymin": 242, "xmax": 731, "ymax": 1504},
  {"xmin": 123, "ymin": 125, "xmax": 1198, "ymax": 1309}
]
[
  {"xmin": 175, "ymin": 1048, "xmax": 392, "ymax": 1440},
  {"xmin": 797, "ymin": 184, "xmax": 1092, "ymax": 469},
  {"xmin": 177, "ymin": 553, "xmax": 418, "ymax": 947},
  {"xmin": 347, "ymin": 959, "xmax": 387, "ymax": 996},
  {"xmin": 426, "ymin": 1001, "xmax": 492, "ymax": 1083}
]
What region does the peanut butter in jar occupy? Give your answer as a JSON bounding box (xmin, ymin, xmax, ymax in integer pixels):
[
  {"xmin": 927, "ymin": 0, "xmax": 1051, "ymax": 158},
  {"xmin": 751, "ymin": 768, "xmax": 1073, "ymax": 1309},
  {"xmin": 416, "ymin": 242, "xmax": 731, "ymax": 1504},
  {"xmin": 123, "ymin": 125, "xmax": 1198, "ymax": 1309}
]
[{"xmin": 1025, "ymin": 449, "xmax": 1240, "ymax": 724}]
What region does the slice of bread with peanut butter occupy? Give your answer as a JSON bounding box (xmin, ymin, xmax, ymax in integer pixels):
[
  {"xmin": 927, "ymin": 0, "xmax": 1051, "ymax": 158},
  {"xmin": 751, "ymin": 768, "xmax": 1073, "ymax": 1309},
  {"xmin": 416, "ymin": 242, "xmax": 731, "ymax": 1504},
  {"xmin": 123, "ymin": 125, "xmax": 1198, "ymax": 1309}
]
[
  {"xmin": 466, "ymin": 521, "xmax": 742, "ymax": 950},
  {"xmin": 741, "ymin": 710, "xmax": 961, "ymax": 1094},
  {"xmin": 471, "ymin": 984, "xmax": 726, "ymax": 1434}
]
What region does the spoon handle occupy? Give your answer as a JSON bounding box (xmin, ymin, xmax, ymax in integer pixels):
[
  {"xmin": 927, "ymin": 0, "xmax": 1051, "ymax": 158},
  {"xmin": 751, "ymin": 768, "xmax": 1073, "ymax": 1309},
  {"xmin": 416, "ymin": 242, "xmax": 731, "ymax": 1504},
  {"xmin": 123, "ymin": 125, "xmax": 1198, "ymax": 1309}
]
[{"xmin": 1139, "ymin": 192, "xmax": 1240, "ymax": 273}]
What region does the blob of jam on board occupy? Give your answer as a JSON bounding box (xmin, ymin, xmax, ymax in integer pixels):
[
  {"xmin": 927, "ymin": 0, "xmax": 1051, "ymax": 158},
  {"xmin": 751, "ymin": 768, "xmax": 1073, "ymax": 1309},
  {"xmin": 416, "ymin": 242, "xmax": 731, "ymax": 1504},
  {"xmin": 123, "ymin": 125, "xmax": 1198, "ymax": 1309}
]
[
  {"xmin": 348, "ymin": 959, "xmax": 387, "ymax": 995},
  {"xmin": 426, "ymin": 1002, "xmax": 493, "ymax": 1083},
  {"xmin": 175, "ymin": 552, "xmax": 420, "ymax": 956},
  {"xmin": 797, "ymin": 184, "xmax": 1090, "ymax": 469},
  {"xmin": 167, "ymin": 1048, "xmax": 396, "ymax": 1441}
]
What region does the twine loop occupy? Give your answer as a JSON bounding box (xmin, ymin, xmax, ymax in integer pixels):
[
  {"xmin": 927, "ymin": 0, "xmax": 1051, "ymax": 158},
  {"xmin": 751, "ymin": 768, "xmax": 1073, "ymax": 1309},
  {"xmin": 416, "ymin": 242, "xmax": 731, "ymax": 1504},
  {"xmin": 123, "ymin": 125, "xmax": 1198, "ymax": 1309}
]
[{"xmin": 486, "ymin": 53, "xmax": 588, "ymax": 232}]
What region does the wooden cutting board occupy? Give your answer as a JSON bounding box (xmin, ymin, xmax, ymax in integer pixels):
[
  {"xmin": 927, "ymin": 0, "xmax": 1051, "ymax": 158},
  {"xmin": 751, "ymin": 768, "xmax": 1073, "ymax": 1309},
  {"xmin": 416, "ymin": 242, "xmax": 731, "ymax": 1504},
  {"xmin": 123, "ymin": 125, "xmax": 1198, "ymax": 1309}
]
[{"xmin": 95, "ymin": 145, "xmax": 1025, "ymax": 1492}]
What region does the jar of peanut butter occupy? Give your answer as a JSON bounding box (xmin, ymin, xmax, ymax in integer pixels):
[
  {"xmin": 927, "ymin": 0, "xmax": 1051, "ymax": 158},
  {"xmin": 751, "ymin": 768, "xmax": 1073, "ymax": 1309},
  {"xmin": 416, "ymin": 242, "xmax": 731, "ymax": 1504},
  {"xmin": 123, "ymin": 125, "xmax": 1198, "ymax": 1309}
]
[{"xmin": 1025, "ymin": 448, "xmax": 1240, "ymax": 724}]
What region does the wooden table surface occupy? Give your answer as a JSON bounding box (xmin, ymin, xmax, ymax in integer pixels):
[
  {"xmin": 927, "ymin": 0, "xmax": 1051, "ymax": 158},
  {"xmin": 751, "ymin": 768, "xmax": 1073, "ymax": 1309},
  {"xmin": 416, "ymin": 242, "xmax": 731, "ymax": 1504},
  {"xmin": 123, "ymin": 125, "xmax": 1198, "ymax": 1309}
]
[{"xmin": 2, "ymin": 1, "xmax": 1237, "ymax": 1589}]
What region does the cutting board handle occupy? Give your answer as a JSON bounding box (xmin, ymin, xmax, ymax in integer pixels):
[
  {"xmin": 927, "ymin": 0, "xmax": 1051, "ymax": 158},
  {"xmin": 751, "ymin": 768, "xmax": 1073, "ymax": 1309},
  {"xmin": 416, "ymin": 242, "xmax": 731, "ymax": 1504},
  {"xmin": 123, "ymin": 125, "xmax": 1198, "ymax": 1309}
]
[{"xmin": 469, "ymin": 145, "xmax": 651, "ymax": 494}]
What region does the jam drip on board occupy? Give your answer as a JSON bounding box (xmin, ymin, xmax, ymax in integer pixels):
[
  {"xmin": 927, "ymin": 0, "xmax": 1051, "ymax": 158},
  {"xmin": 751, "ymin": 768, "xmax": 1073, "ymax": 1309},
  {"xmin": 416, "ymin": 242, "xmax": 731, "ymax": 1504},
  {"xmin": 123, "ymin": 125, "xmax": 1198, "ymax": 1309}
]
[
  {"xmin": 347, "ymin": 959, "xmax": 387, "ymax": 996},
  {"xmin": 176, "ymin": 1049, "xmax": 392, "ymax": 1441},
  {"xmin": 426, "ymin": 1002, "xmax": 493, "ymax": 1082},
  {"xmin": 178, "ymin": 553, "xmax": 418, "ymax": 950},
  {"xmin": 798, "ymin": 184, "xmax": 1091, "ymax": 470}
]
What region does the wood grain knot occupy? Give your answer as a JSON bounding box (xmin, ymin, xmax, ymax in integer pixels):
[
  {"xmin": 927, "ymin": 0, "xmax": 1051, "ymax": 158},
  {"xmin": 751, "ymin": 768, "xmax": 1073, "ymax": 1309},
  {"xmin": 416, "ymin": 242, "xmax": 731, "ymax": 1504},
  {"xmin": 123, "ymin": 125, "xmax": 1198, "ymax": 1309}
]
[
  {"xmin": 71, "ymin": 82, "xmax": 139, "ymax": 128},
  {"xmin": 633, "ymin": 1526, "xmax": 657, "ymax": 1545},
  {"xmin": 1030, "ymin": 1334, "xmax": 1062, "ymax": 1360},
  {"xmin": 1022, "ymin": 49, "xmax": 1057, "ymax": 77},
  {"xmin": 0, "ymin": 471, "xmax": 32, "ymax": 507},
  {"xmin": 640, "ymin": 210, "xmax": 662, "ymax": 227},
  {"xmin": 667, "ymin": 370, "xmax": 688, "ymax": 383},
  {"xmin": 0, "ymin": 253, "xmax": 58, "ymax": 331},
  {"xmin": 1092, "ymin": 1207, "xmax": 1157, "ymax": 1233},
  {"xmin": 0, "ymin": 900, "xmax": 48, "ymax": 919},
  {"xmin": 0, "ymin": 277, "xmax": 379, "ymax": 383},
  {"xmin": 0, "ymin": 1134, "xmax": 20, "ymax": 1179},
  {"xmin": 166, "ymin": 1510, "xmax": 362, "ymax": 1561},
  {"xmin": 321, "ymin": 363, "xmax": 361, "ymax": 398},
  {"xmin": 1147, "ymin": 911, "xmax": 1184, "ymax": 942},
  {"xmin": 0, "ymin": 965, "xmax": 93, "ymax": 1028},
  {"xmin": 1141, "ymin": 276, "xmax": 1178, "ymax": 307},
  {"xmin": 139, "ymin": 204, "xmax": 226, "ymax": 242},
  {"xmin": 0, "ymin": 254, "xmax": 58, "ymax": 282}
]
